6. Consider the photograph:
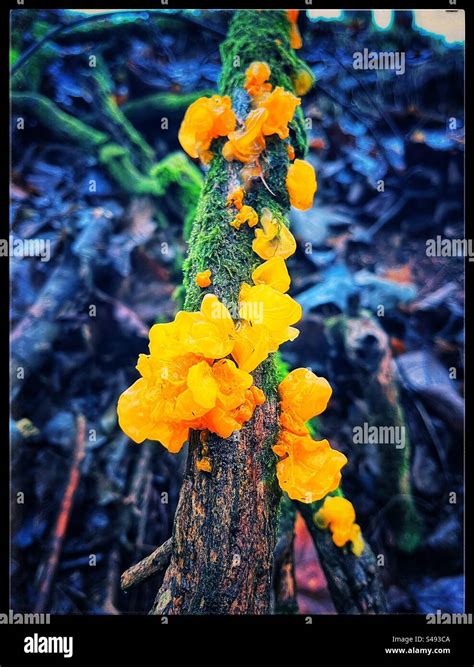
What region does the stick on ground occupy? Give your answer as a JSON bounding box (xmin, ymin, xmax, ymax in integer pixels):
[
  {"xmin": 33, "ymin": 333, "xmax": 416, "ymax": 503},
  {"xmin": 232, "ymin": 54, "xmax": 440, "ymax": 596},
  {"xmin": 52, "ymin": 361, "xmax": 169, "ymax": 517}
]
[{"xmin": 121, "ymin": 539, "xmax": 172, "ymax": 592}]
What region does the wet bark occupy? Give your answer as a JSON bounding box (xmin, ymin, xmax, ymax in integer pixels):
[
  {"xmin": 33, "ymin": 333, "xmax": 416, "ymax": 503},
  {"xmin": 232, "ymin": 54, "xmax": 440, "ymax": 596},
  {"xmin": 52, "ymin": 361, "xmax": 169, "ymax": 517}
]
[
  {"xmin": 272, "ymin": 495, "xmax": 298, "ymax": 613},
  {"xmin": 152, "ymin": 393, "xmax": 280, "ymax": 614},
  {"xmin": 297, "ymin": 502, "xmax": 387, "ymax": 614}
]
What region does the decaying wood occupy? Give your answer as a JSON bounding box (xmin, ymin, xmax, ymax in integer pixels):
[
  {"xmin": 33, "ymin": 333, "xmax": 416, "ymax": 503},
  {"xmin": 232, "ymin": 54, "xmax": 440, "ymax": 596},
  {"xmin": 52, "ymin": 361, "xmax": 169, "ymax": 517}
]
[
  {"xmin": 151, "ymin": 399, "xmax": 280, "ymax": 614},
  {"xmin": 272, "ymin": 495, "xmax": 298, "ymax": 613},
  {"xmin": 297, "ymin": 502, "xmax": 386, "ymax": 614}
]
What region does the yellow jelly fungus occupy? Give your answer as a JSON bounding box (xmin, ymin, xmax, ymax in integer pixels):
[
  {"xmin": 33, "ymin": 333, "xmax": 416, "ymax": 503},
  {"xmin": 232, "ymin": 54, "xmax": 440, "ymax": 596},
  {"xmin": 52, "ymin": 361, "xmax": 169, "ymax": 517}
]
[
  {"xmin": 293, "ymin": 69, "xmax": 314, "ymax": 96},
  {"xmin": 118, "ymin": 333, "xmax": 263, "ymax": 451},
  {"xmin": 314, "ymin": 496, "xmax": 364, "ymax": 557},
  {"xmin": 117, "ymin": 294, "xmax": 269, "ymax": 450},
  {"xmin": 272, "ymin": 434, "xmax": 347, "ymax": 502},
  {"xmin": 350, "ymin": 524, "xmax": 365, "ymax": 557},
  {"xmin": 252, "ymin": 207, "xmax": 297, "ymax": 260},
  {"xmin": 287, "ymin": 144, "xmax": 295, "ymax": 161},
  {"xmin": 232, "ymin": 282, "xmax": 301, "ymax": 372},
  {"xmin": 239, "ymin": 283, "xmax": 301, "ymax": 346},
  {"xmin": 286, "ymin": 159, "xmax": 317, "ymax": 210},
  {"xmin": 196, "ymin": 457, "xmax": 212, "ymax": 473},
  {"xmin": 260, "ymin": 87, "xmax": 301, "ymax": 140},
  {"xmin": 279, "ymin": 408, "xmax": 307, "ymax": 436},
  {"xmin": 230, "ymin": 205, "xmax": 259, "ymax": 230},
  {"xmin": 244, "ymin": 61, "xmax": 272, "ymax": 98},
  {"xmin": 222, "ymin": 108, "xmax": 268, "ymax": 163},
  {"xmin": 195, "ymin": 269, "xmax": 212, "ymax": 288},
  {"xmin": 278, "ymin": 368, "xmax": 332, "ymax": 421},
  {"xmin": 250, "ymin": 384, "xmax": 266, "ymax": 406},
  {"xmin": 178, "ymin": 95, "xmax": 236, "ymax": 164},
  {"xmin": 251, "ymin": 257, "xmax": 291, "ymax": 293},
  {"xmin": 149, "ymin": 294, "xmax": 235, "ymax": 361},
  {"xmin": 231, "ymin": 320, "xmax": 273, "ymax": 374},
  {"xmin": 287, "ymin": 10, "xmax": 303, "ymax": 50},
  {"xmin": 226, "ymin": 187, "xmax": 244, "ymax": 211}
]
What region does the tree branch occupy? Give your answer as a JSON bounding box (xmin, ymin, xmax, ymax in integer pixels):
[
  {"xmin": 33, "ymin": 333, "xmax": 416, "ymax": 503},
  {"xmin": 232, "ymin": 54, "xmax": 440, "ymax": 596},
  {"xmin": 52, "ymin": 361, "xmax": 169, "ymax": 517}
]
[{"xmin": 121, "ymin": 539, "xmax": 172, "ymax": 592}]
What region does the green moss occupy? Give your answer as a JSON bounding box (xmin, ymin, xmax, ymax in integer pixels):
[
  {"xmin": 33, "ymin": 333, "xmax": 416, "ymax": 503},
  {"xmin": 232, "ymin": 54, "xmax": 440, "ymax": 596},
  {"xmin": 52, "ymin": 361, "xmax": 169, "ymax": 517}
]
[
  {"xmin": 56, "ymin": 12, "xmax": 185, "ymax": 44},
  {"xmin": 219, "ymin": 10, "xmax": 309, "ymax": 158},
  {"xmin": 11, "ymin": 42, "xmax": 58, "ymax": 92},
  {"xmin": 182, "ymin": 152, "xmax": 258, "ymax": 311},
  {"xmin": 150, "ymin": 153, "xmax": 203, "ymax": 240},
  {"xmin": 12, "ymin": 92, "xmax": 109, "ymax": 146},
  {"xmin": 90, "ymin": 57, "xmax": 155, "ymax": 171},
  {"xmin": 122, "ymin": 89, "xmax": 215, "ymax": 122},
  {"xmin": 259, "ymin": 424, "xmax": 280, "ymax": 493},
  {"xmin": 10, "ymin": 48, "xmax": 19, "ymax": 67},
  {"xmin": 274, "ymin": 350, "xmax": 290, "ymax": 383},
  {"xmin": 172, "ymin": 284, "xmax": 186, "ymax": 310},
  {"xmin": 99, "ymin": 144, "xmax": 163, "ymax": 196},
  {"xmin": 31, "ymin": 20, "xmax": 52, "ymax": 40},
  {"xmin": 277, "ymin": 492, "xmax": 296, "ymax": 534},
  {"xmin": 12, "ymin": 90, "xmax": 201, "ymax": 211}
]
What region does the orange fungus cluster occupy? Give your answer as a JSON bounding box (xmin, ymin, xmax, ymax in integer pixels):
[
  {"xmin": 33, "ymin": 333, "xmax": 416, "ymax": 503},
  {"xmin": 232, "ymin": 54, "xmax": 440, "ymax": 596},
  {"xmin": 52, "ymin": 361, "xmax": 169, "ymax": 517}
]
[
  {"xmin": 178, "ymin": 95, "xmax": 236, "ymax": 164},
  {"xmin": 272, "ymin": 369, "xmax": 347, "ymax": 503},
  {"xmin": 233, "ymin": 283, "xmax": 302, "ymax": 372},
  {"xmin": 178, "ymin": 60, "xmax": 317, "ymax": 213},
  {"xmin": 286, "ymin": 159, "xmax": 317, "ymax": 210},
  {"xmin": 314, "ymin": 496, "xmax": 365, "ymax": 557},
  {"xmin": 117, "ymin": 294, "xmax": 266, "ymax": 452},
  {"xmin": 252, "ymin": 208, "xmax": 297, "ymax": 260},
  {"xmin": 230, "ymin": 205, "xmax": 259, "ymax": 230},
  {"xmin": 244, "ymin": 60, "xmax": 272, "ymax": 98},
  {"xmin": 226, "ymin": 187, "xmax": 244, "ymax": 210}
]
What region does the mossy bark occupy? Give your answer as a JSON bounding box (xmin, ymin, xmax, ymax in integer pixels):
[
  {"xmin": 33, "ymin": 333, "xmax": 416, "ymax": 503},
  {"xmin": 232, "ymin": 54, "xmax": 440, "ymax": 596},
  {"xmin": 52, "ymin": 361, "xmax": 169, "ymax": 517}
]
[
  {"xmin": 152, "ymin": 10, "xmax": 309, "ymax": 615},
  {"xmin": 272, "ymin": 494, "xmax": 298, "ymax": 613}
]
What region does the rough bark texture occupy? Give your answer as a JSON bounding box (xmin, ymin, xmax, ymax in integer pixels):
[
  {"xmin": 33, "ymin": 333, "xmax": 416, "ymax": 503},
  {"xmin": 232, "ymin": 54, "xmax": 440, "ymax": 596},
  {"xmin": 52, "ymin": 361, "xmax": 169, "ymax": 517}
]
[
  {"xmin": 151, "ymin": 10, "xmax": 310, "ymax": 615},
  {"xmin": 152, "ymin": 407, "xmax": 280, "ymax": 614},
  {"xmin": 297, "ymin": 501, "xmax": 387, "ymax": 614},
  {"xmin": 272, "ymin": 495, "xmax": 298, "ymax": 613}
]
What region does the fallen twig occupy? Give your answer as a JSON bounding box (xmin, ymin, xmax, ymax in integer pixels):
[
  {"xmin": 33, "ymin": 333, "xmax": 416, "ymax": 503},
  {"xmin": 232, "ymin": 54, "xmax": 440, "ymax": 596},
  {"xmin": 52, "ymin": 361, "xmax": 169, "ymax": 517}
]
[
  {"xmin": 120, "ymin": 538, "xmax": 172, "ymax": 591},
  {"xmin": 34, "ymin": 415, "xmax": 86, "ymax": 613}
]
